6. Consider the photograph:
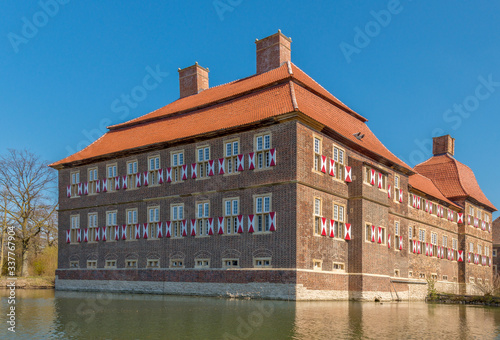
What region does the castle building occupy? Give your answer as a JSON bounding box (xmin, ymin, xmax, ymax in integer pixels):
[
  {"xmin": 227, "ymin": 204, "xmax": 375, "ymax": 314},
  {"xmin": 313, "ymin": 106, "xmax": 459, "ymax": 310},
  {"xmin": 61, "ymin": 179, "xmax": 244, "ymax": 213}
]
[{"xmin": 50, "ymin": 31, "xmax": 496, "ymax": 300}]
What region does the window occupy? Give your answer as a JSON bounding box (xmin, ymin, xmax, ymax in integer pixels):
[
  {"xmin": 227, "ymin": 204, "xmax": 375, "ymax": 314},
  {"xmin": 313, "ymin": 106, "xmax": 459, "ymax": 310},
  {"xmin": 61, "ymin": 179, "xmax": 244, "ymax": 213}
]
[
  {"xmin": 254, "ymin": 194, "xmax": 271, "ymax": 233},
  {"xmin": 485, "ymin": 246, "xmax": 489, "ymax": 257},
  {"xmin": 222, "ymin": 258, "xmax": 239, "ymax": 268},
  {"xmin": 333, "ymin": 145, "xmax": 345, "ymax": 180},
  {"xmin": 126, "ymin": 209, "xmax": 138, "ymax": 240},
  {"xmin": 418, "ymin": 229, "xmax": 426, "ymax": 253},
  {"xmin": 477, "ymin": 209, "xmax": 482, "ymax": 220},
  {"xmin": 313, "ymin": 137, "xmax": 322, "ymax": 172},
  {"xmin": 223, "ymin": 198, "xmax": 238, "ymax": 235},
  {"xmin": 314, "ymin": 198, "xmax": 322, "ymax": 236},
  {"xmin": 88, "ymin": 168, "xmax": 98, "ymax": 194},
  {"xmin": 126, "ymin": 259, "xmax": 137, "ymax": 268},
  {"xmin": 224, "ymin": 140, "xmax": 239, "ymax": 174},
  {"xmin": 333, "ymin": 203, "xmax": 345, "ymax": 239},
  {"xmin": 171, "ymin": 204, "xmax": 184, "ymax": 238},
  {"xmin": 148, "ymin": 156, "xmax": 160, "ymax": 185},
  {"xmin": 70, "ymin": 215, "xmax": 80, "ymax": 243},
  {"xmin": 70, "ymin": 171, "xmax": 80, "ymax": 196},
  {"xmin": 69, "ymin": 261, "xmax": 79, "ymax": 269},
  {"xmin": 442, "ymin": 235, "xmax": 448, "ymax": 248},
  {"xmin": 443, "ymin": 275, "xmax": 448, "ymax": 281},
  {"xmin": 431, "ymin": 274, "xmax": 438, "ymax": 280},
  {"xmin": 379, "ymin": 227, "xmax": 387, "ymax": 245},
  {"xmin": 365, "ymin": 223, "xmax": 372, "ymax": 242},
  {"xmin": 105, "ymin": 260, "xmax": 117, "ymax": 269},
  {"xmin": 394, "ymin": 221, "xmax": 400, "ymax": 236},
  {"xmin": 478, "ymin": 244, "xmax": 482, "ymax": 258},
  {"xmin": 148, "ymin": 206, "xmax": 160, "ymax": 239},
  {"xmin": 485, "ymin": 214, "xmax": 490, "ymax": 223},
  {"xmin": 408, "ymin": 226, "xmax": 413, "ymax": 252},
  {"xmin": 394, "ymin": 175, "xmax": 399, "ymax": 200},
  {"xmin": 147, "ymin": 259, "xmax": 160, "ymax": 268},
  {"xmin": 313, "ymin": 259, "xmax": 322, "ymax": 271},
  {"xmin": 469, "ymin": 242, "xmax": 474, "ymax": 253},
  {"xmin": 171, "ymin": 151, "xmax": 184, "ymax": 182},
  {"xmin": 195, "ymin": 259, "xmax": 210, "ymax": 268},
  {"xmin": 197, "ymin": 146, "xmax": 210, "ymax": 178},
  {"xmin": 106, "ymin": 211, "xmax": 117, "ymax": 242},
  {"xmin": 197, "ymin": 201, "xmax": 210, "ymax": 236},
  {"xmin": 332, "ymin": 262, "xmax": 345, "ymax": 271},
  {"xmin": 419, "ymin": 273, "xmax": 426, "ymax": 279},
  {"xmin": 431, "ymin": 232, "xmax": 438, "ymax": 256},
  {"xmin": 170, "ymin": 259, "xmax": 184, "ymax": 268},
  {"xmin": 88, "ymin": 213, "xmax": 98, "ymax": 242},
  {"xmin": 469, "ymin": 206, "xmax": 474, "ymax": 216},
  {"xmin": 127, "ymin": 160, "xmax": 138, "ymax": 189},
  {"xmin": 87, "ymin": 260, "xmax": 97, "ymax": 269},
  {"xmin": 469, "ymin": 277, "xmax": 475, "ymax": 284},
  {"xmin": 107, "ymin": 164, "xmax": 117, "ymax": 192},
  {"xmin": 255, "ymin": 133, "xmax": 272, "ymax": 169},
  {"xmin": 493, "ymin": 249, "xmax": 497, "ymax": 257},
  {"xmin": 394, "ymin": 269, "xmax": 400, "ymax": 277},
  {"xmin": 452, "ymin": 239, "xmax": 458, "ymax": 260},
  {"xmin": 254, "ymin": 258, "xmax": 272, "ymax": 268},
  {"xmin": 408, "ymin": 271, "xmax": 413, "ymax": 278}
]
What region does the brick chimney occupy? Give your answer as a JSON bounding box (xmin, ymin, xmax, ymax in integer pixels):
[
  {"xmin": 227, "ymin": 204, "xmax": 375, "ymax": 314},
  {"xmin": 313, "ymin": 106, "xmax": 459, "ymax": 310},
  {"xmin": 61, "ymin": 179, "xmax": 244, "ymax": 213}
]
[
  {"xmin": 433, "ymin": 135, "xmax": 455, "ymax": 156},
  {"xmin": 255, "ymin": 30, "xmax": 292, "ymax": 74},
  {"xmin": 178, "ymin": 62, "xmax": 209, "ymax": 98}
]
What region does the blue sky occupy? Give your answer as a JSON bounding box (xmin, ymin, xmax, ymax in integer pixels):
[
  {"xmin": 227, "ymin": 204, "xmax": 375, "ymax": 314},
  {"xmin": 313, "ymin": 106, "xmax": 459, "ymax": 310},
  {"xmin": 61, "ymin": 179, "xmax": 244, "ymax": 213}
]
[{"xmin": 1, "ymin": 1, "xmax": 499, "ymax": 218}]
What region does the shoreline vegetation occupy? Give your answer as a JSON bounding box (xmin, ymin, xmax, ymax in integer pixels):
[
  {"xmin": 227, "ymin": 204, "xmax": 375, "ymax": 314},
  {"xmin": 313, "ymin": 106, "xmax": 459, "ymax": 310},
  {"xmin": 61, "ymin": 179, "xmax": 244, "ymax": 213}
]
[
  {"xmin": 0, "ymin": 276, "xmax": 54, "ymax": 289},
  {"xmin": 426, "ymin": 293, "xmax": 500, "ymax": 306}
]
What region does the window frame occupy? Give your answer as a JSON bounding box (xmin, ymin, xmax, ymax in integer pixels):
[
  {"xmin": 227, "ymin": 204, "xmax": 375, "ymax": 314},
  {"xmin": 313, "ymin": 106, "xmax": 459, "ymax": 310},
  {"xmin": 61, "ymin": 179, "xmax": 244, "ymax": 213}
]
[
  {"xmin": 106, "ymin": 163, "xmax": 118, "ymax": 192},
  {"xmin": 313, "ymin": 135, "xmax": 322, "ymax": 173},
  {"xmin": 147, "ymin": 155, "xmax": 161, "ymax": 186},
  {"xmin": 126, "ymin": 159, "xmax": 139, "ymax": 189},
  {"xmin": 196, "ymin": 145, "xmax": 211, "ymax": 178},
  {"xmin": 332, "ymin": 144, "xmax": 346, "ymax": 181},
  {"xmin": 171, "ymin": 203, "xmax": 184, "ymax": 238},
  {"xmin": 253, "ymin": 257, "xmax": 272, "ymax": 268},
  {"xmin": 223, "ymin": 139, "xmax": 240, "ymax": 175},
  {"xmin": 222, "ymin": 258, "xmax": 240, "ymax": 269},
  {"xmin": 170, "ymin": 150, "xmax": 185, "ymax": 183},
  {"xmin": 223, "ymin": 197, "xmax": 239, "ymax": 235},
  {"xmin": 253, "ymin": 193, "xmax": 272, "ymax": 234},
  {"xmin": 147, "ymin": 205, "xmax": 160, "ymax": 240},
  {"xmin": 87, "ymin": 167, "xmax": 98, "ymax": 195},
  {"xmin": 313, "ymin": 197, "xmax": 322, "ymax": 236},
  {"xmin": 196, "ymin": 200, "xmax": 211, "ymax": 237},
  {"xmin": 254, "ymin": 132, "xmax": 272, "ymax": 170}
]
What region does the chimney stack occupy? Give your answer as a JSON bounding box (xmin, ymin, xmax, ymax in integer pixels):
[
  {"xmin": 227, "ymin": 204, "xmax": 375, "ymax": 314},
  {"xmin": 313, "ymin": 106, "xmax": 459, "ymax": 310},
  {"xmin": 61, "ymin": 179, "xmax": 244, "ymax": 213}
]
[
  {"xmin": 178, "ymin": 62, "xmax": 209, "ymax": 99},
  {"xmin": 255, "ymin": 30, "xmax": 292, "ymax": 74},
  {"xmin": 433, "ymin": 135, "xmax": 455, "ymax": 156}
]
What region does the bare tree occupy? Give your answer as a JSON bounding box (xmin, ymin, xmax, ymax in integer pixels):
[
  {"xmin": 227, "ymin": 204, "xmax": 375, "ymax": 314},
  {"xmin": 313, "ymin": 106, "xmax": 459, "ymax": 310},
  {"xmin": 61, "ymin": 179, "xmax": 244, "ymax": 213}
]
[{"xmin": 0, "ymin": 149, "xmax": 57, "ymax": 276}]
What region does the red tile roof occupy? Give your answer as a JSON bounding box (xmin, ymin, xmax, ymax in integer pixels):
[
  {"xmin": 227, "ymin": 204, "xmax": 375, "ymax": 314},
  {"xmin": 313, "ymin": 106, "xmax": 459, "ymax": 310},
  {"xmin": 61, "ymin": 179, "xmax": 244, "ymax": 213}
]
[
  {"xmin": 50, "ymin": 62, "xmax": 411, "ymax": 172},
  {"xmin": 414, "ymin": 154, "xmax": 496, "ymax": 211},
  {"xmin": 409, "ymin": 173, "xmax": 460, "ymax": 209}
]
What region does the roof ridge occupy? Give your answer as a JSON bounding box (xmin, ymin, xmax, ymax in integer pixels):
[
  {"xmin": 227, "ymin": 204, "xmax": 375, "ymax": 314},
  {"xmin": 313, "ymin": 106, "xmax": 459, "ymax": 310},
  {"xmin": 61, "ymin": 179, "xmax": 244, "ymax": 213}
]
[
  {"xmin": 288, "ymin": 80, "xmax": 299, "ymax": 110},
  {"xmin": 448, "ymin": 155, "xmax": 469, "ymax": 199},
  {"xmin": 108, "ymin": 64, "xmax": 292, "ymax": 131}
]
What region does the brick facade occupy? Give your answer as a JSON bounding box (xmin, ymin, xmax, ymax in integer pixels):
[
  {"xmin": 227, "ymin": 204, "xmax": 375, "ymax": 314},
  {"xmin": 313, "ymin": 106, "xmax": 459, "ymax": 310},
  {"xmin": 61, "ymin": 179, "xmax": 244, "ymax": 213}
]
[{"xmin": 52, "ymin": 32, "xmax": 496, "ymax": 300}]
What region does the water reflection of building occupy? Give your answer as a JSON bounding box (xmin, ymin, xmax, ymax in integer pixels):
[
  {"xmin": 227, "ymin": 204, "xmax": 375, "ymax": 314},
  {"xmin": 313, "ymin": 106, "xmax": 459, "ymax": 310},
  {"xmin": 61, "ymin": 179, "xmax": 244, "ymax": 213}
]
[{"xmin": 50, "ymin": 31, "xmax": 496, "ymax": 300}]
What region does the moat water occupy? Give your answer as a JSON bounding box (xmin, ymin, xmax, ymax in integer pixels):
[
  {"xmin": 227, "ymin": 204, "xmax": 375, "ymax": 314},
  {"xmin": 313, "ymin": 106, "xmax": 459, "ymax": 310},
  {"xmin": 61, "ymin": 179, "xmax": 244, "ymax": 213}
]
[{"xmin": 1, "ymin": 289, "xmax": 500, "ymax": 339}]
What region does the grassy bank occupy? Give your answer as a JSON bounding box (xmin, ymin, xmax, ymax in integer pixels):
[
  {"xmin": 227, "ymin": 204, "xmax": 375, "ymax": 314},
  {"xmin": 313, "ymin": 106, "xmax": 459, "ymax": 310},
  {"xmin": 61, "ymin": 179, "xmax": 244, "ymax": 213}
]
[
  {"xmin": 0, "ymin": 276, "xmax": 55, "ymax": 289},
  {"xmin": 427, "ymin": 293, "xmax": 500, "ymax": 306}
]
